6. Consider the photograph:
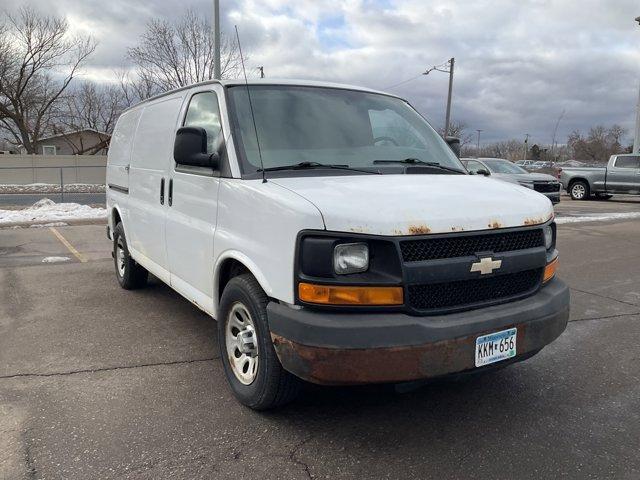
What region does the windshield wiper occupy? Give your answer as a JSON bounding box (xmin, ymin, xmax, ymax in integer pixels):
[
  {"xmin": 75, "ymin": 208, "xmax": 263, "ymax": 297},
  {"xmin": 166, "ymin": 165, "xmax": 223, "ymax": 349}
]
[
  {"xmin": 259, "ymin": 161, "xmax": 380, "ymax": 175},
  {"xmin": 373, "ymin": 158, "xmax": 466, "ymax": 174}
]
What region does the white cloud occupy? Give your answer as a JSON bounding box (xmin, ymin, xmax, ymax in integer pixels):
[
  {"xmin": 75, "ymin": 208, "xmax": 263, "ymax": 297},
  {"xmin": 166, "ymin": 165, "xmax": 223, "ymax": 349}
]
[{"xmin": 5, "ymin": 0, "xmax": 640, "ymax": 144}]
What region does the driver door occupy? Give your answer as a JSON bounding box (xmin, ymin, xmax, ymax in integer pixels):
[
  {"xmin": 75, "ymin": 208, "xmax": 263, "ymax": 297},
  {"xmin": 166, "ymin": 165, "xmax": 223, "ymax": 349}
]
[{"xmin": 164, "ymin": 86, "xmax": 226, "ymax": 314}]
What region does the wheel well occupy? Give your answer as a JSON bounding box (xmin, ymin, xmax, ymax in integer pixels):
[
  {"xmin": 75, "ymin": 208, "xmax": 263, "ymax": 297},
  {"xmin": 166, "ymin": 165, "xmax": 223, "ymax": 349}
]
[
  {"xmin": 112, "ymin": 208, "xmax": 122, "ymax": 227},
  {"xmin": 217, "ymin": 258, "xmax": 250, "ymax": 301},
  {"xmin": 568, "ymin": 177, "xmax": 588, "ymax": 190}
]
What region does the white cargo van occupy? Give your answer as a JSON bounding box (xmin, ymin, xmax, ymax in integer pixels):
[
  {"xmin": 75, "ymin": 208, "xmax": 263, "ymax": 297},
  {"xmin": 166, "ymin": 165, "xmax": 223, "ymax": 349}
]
[{"xmin": 106, "ymin": 79, "xmax": 569, "ymax": 409}]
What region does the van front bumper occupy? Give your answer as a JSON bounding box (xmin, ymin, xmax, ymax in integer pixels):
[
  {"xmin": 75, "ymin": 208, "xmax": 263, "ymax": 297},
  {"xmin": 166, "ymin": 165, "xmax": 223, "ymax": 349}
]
[{"xmin": 267, "ymin": 278, "xmax": 570, "ymax": 385}]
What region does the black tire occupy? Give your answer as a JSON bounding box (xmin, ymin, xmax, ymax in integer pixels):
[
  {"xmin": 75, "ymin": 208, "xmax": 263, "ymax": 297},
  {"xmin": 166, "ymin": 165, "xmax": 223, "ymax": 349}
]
[
  {"xmin": 569, "ymin": 180, "xmax": 590, "ymax": 200},
  {"xmin": 113, "ymin": 222, "xmax": 148, "ymax": 290},
  {"xmin": 218, "ymin": 274, "xmax": 301, "ymax": 410},
  {"xmin": 594, "ymin": 193, "xmax": 612, "ymax": 200}
]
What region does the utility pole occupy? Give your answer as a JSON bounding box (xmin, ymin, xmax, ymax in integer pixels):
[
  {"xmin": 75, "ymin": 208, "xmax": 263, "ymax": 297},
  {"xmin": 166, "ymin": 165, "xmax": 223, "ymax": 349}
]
[
  {"xmin": 258, "ymin": 66, "xmax": 265, "ymax": 78},
  {"xmin": 213, "ymin": 0, "xmax": 221, "ymax": 79},
  {"xmin": 423, "ymin": 58, "xmax": 455, "ymax": 137},
  {"xmin": 444, "ymin": 58, "xmax": 455, "ymax": 137},
  {"xmin": 634, "ymin": 16, "xmax": 640, "ymax": 153},
  {"xmin": 523, "ymin": 134, "xmax": 530, "ymax": 160},
  {"xmin": 476, "ymin": 129, "xmax": 483, "ymax": 156}
]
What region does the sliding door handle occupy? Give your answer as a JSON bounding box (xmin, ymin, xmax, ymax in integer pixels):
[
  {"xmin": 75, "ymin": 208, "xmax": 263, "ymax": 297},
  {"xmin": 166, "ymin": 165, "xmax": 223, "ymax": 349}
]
[
  {"xmin": 160, "ymin": 178, "xmax": 165, "ymax": 205},
  {"xmin": 168, "ymin": 179, "xmax": 173, "ymax": 206}
]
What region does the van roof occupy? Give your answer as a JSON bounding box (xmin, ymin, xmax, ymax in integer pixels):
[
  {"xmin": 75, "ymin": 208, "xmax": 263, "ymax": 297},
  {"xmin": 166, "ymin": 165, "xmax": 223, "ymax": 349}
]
[{"xmin": 122, "ymin": 78, "xmax": 401, "ymax": 114}]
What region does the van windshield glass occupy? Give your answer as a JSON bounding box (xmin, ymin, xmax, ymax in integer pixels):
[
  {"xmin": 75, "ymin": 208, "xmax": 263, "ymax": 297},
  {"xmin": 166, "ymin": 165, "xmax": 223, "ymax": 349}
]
[{"xmin": 227, "ymin": 85, "xmax": 465, "ymax": 175}]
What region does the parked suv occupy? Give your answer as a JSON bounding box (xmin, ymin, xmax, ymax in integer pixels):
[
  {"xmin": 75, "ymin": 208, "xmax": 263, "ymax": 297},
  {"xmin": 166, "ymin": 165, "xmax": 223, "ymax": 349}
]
[{"xmin": 106, "ymin": 79, "xmax": 569, "ymax": 409}]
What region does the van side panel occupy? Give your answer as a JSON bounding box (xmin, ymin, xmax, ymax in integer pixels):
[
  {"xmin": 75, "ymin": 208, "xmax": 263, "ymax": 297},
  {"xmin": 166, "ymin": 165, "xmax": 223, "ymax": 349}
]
[
  {"xmin": 127, "ymin": 95, "xmax": 185, "ymax": 282},
  {"xmin": 106, "ymin": 108, "xmax": 142, "ymax": 191},
  {"xmin": 106, "ymin": 108, "xmax": 142, "ymax": 236}
]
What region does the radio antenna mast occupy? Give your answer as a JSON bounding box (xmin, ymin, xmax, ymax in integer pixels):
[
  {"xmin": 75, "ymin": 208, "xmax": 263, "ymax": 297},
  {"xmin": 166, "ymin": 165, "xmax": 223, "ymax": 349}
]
[{"xmin": 235, "ymin": 25, "xmax": 266, "ymax": 183}]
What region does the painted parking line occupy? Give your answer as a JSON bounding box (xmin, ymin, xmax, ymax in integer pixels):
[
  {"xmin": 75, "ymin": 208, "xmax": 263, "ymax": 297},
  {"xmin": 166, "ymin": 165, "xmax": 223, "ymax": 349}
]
[{"xmin": 48, "ymin": 227, "xmax": 88, "ymax": 263}]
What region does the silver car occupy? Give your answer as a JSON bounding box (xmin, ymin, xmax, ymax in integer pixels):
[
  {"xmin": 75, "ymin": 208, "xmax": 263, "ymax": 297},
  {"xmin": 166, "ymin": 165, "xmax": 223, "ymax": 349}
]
[{"xmin": 462, "ymin": 158, "xmax": 561, "ymax": 204}]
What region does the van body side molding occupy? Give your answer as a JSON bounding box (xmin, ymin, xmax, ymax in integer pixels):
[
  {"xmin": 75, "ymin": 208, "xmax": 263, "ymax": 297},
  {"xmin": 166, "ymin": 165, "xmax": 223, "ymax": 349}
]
[{"xmin": 108, "ymin": 184, "xmax": 129, "ymax": 194}]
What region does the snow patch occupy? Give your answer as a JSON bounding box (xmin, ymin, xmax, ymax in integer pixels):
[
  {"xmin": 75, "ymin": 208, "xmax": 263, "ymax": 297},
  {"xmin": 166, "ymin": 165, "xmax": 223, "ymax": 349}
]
[
  {"xmin": 556, "ymin": 212, "xmax": 640, "ymax": 224},
  {"xmin": 42, "ymin": 256, "xmax": 71, "ymax": 263},
  {"xmin": 0, "ymin": 198, "xmax": 107, "ymax": 226}
]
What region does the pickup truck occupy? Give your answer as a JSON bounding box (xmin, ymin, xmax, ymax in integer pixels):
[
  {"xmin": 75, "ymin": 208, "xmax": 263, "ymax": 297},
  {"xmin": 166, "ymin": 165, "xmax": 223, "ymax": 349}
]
[{"xmin": 560, "ymin": 154, "xmax": 640, "ymax": 200}]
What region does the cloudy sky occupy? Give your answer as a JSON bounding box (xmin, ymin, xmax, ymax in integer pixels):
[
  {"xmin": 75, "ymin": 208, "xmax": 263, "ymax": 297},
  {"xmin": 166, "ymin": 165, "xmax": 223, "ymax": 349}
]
[{"xmin": 5, "ymin": 0, "xmax": 640, "ymax": 145}]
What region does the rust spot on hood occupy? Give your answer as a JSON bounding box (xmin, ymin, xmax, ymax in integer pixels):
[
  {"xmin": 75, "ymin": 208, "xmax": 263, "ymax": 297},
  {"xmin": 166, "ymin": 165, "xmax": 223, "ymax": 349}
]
[
  {"xmin": 523, "ymin": 217, "xmax": 545, "ymax": 226},
  {"xmin": 451, "ymin": 226, "xmax": 464, "ymax": 232},
  {"xmin": 407, "ymin": 224, "xmax": 431, "ymax": 235},
  {"xmin": 488, "ymin": 220, "xmax": 502, "ymax": 229}
]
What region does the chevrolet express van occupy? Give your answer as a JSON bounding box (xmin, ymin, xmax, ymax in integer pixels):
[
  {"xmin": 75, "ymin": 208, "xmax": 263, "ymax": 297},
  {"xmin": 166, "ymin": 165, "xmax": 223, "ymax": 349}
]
[{"xmin": 106, "ymin": 79, "xmax": 570, "ymax": 410}]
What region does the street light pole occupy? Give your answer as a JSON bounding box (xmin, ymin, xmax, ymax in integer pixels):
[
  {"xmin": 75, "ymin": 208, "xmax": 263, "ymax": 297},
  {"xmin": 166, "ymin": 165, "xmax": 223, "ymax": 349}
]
[
  {"xmin": 476, "ymin": 129, "xmax": 483, "ymax": 156},
  {"xmin": 213, "ymin": 0, "xmax": 221, "ymax": 79},
  {"xmin": 634, "ymin": 16, "xmax": 640, "ymax": 153},
  {"xmin": 444, "ymin": 58, "xmax": 455, "ymax": 137}
]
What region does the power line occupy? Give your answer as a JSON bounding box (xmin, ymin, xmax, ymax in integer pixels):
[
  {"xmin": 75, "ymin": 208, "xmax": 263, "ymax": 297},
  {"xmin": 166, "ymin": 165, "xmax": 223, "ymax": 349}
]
[{"xmin": 383, "ymin": 74, "xmax": 424, "ymax": 90}]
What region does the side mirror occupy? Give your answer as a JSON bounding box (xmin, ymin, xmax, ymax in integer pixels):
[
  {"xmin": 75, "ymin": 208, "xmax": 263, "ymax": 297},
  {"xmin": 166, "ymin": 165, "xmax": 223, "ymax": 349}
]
[
  {"xmin": 174, "ymin": 127, "xmax": 219, "ymax": 168},
  {"xmin": 476, "ymin": 168, "xmax": 490, "ymax": 176},
  {"xmin": 445, "ymin": 136, "xmax": 461, "ymax": 157}
]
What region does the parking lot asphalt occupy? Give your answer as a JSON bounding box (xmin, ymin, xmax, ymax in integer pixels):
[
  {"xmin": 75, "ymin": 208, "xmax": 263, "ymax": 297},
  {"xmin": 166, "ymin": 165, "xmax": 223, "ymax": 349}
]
[{"xmin": 1, "ymin": 199, "xmax": 639, "ymax": 479}]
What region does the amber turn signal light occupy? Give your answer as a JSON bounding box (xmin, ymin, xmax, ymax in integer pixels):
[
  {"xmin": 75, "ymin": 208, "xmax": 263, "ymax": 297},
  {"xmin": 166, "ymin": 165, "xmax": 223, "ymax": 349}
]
[
  {"xmin": 298, "ymin": 283, "xmax": 403, "ymax": 305},
  {"xmin": 543, "ymin": 257, "xmax": 558, "ymax": 284}
]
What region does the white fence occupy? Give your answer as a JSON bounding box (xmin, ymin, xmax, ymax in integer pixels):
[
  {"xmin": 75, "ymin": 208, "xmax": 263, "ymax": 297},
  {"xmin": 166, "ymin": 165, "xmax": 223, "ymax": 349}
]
[{"xmin": 0, "ymin": 154, "xmax": 107, "ymax": 185}]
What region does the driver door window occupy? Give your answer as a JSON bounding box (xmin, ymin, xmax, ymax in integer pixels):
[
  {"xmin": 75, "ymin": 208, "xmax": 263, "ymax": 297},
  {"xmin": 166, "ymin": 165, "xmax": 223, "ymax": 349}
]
[{"xmin": 183, "ymin": 91, "xmax": 223, "ymax": 154}]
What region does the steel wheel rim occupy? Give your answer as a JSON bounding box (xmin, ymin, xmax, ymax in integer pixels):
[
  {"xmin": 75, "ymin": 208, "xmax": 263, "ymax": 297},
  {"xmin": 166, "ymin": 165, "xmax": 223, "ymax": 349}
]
[
  {"xmin": 116, "ymin": 238, "xmax": 126, "ymax": 277},
  {"xmin": 572, "ymin": 184, "xmax": 585, "ymax": 199},
  {"xmin": 225, "ymin": 302, "xmax": 259, "ymax": 385}
]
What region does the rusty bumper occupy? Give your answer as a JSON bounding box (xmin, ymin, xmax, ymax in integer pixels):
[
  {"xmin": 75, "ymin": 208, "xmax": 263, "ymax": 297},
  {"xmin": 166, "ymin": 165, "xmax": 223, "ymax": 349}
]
[{"xmin": 267, "ymin": 278, "xmax": 570, "ymax": 385}]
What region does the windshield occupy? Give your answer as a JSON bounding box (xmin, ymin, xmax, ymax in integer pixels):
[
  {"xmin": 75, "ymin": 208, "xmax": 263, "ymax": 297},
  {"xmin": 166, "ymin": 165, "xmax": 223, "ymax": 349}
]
[
  {"xmin": 482, "ymin": 159, "xmax": 528, "ymax": 174},
  {"xmin": 227, "ymin": 85, "xmax": 465, "ymax": 175}
]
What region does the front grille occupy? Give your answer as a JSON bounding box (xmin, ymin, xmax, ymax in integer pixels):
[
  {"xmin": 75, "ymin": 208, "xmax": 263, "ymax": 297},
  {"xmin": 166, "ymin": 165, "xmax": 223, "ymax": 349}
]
[
  {"xmin": 533, "ymin": 182, "xmax": 561, "ymax": 193},
  {"xmin": 407, "ymin": 269, "xmax": 543, "ymax": 311},
  {"xmin": 400, "ymin": 229, "xmax": 544, "ymax": 262}
]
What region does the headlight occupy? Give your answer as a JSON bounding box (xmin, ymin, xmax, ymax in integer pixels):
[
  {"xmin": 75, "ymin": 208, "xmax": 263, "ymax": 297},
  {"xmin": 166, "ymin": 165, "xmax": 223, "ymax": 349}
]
[
  {"xmin": 518, "ymin": 181, "xmax": 534, "ymax": 189},
  {"xmin": 334, "ymin": 243, "xmax": 369, "ymax": 274},
  {"xmin": 543, "ymin": 225, "xmax": 553, "ymax": 249}
]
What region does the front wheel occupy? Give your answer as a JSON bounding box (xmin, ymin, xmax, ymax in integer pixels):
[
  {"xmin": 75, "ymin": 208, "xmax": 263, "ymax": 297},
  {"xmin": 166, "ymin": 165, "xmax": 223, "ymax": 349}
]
[
  {"xmin": 569, "ymin": 180, "xmax": 590, "ymax": 200},
  {"xmin": 218, "ymin": 274, "xmax": 301, "ymax": 410}
]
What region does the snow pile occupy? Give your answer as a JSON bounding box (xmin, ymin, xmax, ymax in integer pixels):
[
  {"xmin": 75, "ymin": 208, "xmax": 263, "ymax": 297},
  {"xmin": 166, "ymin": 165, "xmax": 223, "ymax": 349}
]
[
  {"xmin": 556, "ymin": 211, "xmax": 640, "ymax": 224},
  {"xmin": 0, "ymin": 198, "xmax": 107, "ymax": 226},
  {"xmin": 42, "ymin": 256, "xmax": 71, "ymax": 263}
]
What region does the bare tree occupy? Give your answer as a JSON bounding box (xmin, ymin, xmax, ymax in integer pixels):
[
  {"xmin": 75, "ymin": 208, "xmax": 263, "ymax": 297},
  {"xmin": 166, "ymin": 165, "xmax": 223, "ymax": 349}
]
[
  {"xmin": 0, "ymin": 7, "xmax": 96, "ymax": 153},
  {"xmin": 441, "ymin": 120, "xmax": 473, "ymax": 147},
  {"xmin": 127, "ymin": 9, "xmax": 243, "ymax": 95},
  {"xmin": 55, "ymin": 82, "xmax": 125, "ymax": 154},
  {"xmin": 568, "ymin": 124, "xmax": 627, "ymax": 163}
]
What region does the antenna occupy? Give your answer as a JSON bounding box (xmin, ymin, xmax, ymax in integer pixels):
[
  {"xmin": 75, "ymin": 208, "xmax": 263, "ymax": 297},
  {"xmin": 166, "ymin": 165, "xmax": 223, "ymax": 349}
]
[{"xmin": 235, "ymin": 25, "xmax": 266, "ymax": 183}]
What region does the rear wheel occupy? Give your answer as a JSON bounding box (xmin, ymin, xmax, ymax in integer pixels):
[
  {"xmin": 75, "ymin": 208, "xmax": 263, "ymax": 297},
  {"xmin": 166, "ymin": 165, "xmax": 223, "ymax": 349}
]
[
  {"xmin": 569, "ymin": 180, "xmax": 590, "ymax": 200},
  {"xmin": 218, "ymin": 274, "xmax": 301, "ymax": 410},
  {"xmin": 113, "ymin": 222, "xmax": 148, "ymax": 289}
]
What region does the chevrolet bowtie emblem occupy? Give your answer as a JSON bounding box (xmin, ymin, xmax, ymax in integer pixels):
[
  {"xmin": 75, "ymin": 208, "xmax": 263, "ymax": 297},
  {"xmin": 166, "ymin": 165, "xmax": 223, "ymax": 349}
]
[{"xmin": 470, "ymin": 257, "xmax": 502, "ymax": 275}]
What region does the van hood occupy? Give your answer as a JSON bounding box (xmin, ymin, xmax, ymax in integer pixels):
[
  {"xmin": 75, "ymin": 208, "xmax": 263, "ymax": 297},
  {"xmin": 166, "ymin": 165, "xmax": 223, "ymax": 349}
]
[{"xmin": 271, "ymin": 174, "xmax": 553, "ymax": 236}]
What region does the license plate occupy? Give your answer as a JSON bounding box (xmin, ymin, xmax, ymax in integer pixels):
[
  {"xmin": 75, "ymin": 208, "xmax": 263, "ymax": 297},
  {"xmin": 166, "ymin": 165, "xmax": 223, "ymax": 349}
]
[{"xmin": 475, "ymin": 328, "xmax": 517, "ymax": 367}]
